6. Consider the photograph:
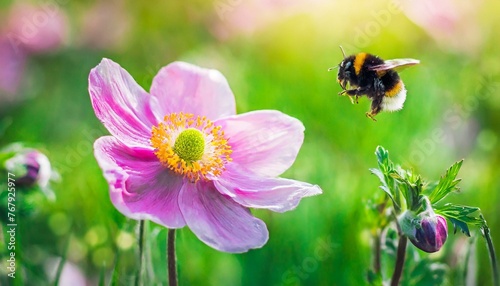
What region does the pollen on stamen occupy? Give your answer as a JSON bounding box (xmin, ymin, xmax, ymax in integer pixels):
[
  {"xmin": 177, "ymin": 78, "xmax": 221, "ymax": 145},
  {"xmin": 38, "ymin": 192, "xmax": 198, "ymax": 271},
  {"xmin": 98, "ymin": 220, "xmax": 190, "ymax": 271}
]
[{"xmin": 150, "ymin": 112, "xmax": 232, "ymax": 182}]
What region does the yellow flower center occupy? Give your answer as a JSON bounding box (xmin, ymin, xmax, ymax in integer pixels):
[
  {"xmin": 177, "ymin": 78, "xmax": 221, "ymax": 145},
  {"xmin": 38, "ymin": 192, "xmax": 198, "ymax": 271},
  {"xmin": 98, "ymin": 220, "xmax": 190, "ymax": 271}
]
[
  {"xmin": 151, "ymin": 112, "xmax": 232, "ymax": 182},
  {"xmin": 173, "ymin": 128, "xmax": 205, "ymax": 162}
]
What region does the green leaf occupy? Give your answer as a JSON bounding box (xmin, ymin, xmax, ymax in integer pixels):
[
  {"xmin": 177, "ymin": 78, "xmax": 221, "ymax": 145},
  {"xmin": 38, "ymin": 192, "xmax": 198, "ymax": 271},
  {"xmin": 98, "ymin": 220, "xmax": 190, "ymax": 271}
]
[
  {"xmin": 371, "ymin": 146, "xmax": 404, "ymax": 211},
  {"xmin": 448, "ymin": 217, "xmax": 472, "ymax": 236},
  {"xmin": 435, "ymin": 203, "xmax": 482, "ymax": 236},
  {"xmin": 370, "ymin": 168, "xmax": 386, "ymax": 185},
  {"xmin": 388, "ymin": 167, "xmax": 423, "ymax": 211},
  {"xmin": 437, "ymin": 203, "xmax": 481, "ymax": 218},
  {"xmin": 375, "ymin": 146, "xmax": 390, "ymax": 170},
  {"xmin": 428, "ymin": 160, "xmax": 463, "ymax": 204},
  {"xmin": 370, "ymin": 168, "xmax": 401, "ymax": 212},
  {"xmin": 401, "ymin": 178, "xmax": 423, "ymax": 211},
  {"xmin": 370, "ymin": 169, "xmax": 395, "ymax": 200}
]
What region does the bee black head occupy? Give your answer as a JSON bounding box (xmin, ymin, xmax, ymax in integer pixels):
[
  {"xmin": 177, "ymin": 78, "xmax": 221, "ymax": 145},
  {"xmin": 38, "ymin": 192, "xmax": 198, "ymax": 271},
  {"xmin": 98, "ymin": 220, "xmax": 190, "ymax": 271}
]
[{"xmin": 337, "ymin": 55, "xmax": 356, "ymax": 90}]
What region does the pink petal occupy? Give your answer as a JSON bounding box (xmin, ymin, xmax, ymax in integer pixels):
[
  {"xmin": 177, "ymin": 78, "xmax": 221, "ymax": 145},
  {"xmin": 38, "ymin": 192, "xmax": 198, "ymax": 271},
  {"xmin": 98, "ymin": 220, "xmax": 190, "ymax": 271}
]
[
  {"xmin": 89, "ymin": 58, "xmax": 159, "ymax": 148},
  {"xmin": 150, "ymin": 61, "xmax": 236, "ymax": 120},
  {"xmin": 215, "ymin": 110, "xmax": 304, "ymax": 177},
  {"xmin": 179, "ymin": 181, "xmax": 268, "ymax": 253},
  {"xmin": 214, "ymin": 164, "xmax": 322, "ymax": 212},
  {"xmin": 94, "ymin": 136, "xmax": 185, "ymax": 228}
]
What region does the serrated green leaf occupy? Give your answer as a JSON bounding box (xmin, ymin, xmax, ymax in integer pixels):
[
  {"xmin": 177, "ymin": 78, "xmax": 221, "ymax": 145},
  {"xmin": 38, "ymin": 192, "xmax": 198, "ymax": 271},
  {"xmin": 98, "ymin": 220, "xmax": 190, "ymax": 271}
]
[
  {"xmin": 437, "ymin": 203, "xmax": 481, "ymax": 218},
  {"xmin": 428, "ymin": 160, "xmax": 464, "ymax": 204},
  {"xmin": 448, "ymin": 217, "xmax": 471, "ymax": 236},
  {"xmin": 435, "ymin": 203, "xmax": 483, "ymax": 236}
]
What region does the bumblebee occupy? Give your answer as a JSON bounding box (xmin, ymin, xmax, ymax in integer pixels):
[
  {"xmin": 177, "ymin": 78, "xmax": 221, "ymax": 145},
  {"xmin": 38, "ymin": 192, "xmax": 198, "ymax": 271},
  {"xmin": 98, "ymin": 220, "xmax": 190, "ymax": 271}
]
[{"xmin": 330, "ymin": 47, "xmax": 419, "ymax": 121}]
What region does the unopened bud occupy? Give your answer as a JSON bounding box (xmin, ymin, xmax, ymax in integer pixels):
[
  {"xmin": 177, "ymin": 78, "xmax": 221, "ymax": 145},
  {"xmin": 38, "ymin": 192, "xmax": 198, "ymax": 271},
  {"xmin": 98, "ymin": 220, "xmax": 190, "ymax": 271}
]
[
  {"xmin": 399, "ymin": 208, "xmax": 448, "ymax": 253},
  {"xmin": 6, "ymin": 149, "xmax": 51, "ymax": 188}
]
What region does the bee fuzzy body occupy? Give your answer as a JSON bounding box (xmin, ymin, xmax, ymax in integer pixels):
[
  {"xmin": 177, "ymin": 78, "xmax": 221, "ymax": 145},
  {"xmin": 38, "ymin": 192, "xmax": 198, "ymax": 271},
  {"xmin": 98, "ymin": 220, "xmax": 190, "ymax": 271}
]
[
  {"xmin": 335, "ymin": 51, "xmax": 418, "ymax": 121},
  {"xmin": 381, "ymin": 81, "xmax": 406, "ymax": 112}
]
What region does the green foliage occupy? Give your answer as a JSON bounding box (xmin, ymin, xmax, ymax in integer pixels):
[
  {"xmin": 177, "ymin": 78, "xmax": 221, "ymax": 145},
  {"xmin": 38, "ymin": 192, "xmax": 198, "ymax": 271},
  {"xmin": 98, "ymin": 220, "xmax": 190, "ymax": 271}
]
[
  {"xmin": 370, "ymin": 146, "xmax": 423, "ymax": 213},
  {"xmin": 370, "ymin": 146, "xmax": 400, "ymax": 212},
  {"xmin": 393, "ymin": 168, "xmax": 423, "ymax": 212},
  {"xmin": 369, "ymin": 146, "xmax": 496, "ymax": 285},
  {"xmin": 435, "ymin": 204, "xmax": 483, "ymax": 236},
  {"xmin": 428, "ymin": 160, "xmax": 464, "ymax": 204},
  {"xmin": 370, "ymin": 146, "xmax": 483, "ymax": 237}
]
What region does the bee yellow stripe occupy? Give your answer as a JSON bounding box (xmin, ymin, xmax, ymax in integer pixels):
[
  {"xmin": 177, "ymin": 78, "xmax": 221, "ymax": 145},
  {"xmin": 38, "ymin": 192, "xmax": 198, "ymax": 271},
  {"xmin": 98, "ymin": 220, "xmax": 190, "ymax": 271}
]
[
  {"xmin": 354, "ymin": 52, "xmax": 367, "ymax": 75},
  {"xmin": 386, "ymin": 80, "xmax": 403, "ymax": 97}
]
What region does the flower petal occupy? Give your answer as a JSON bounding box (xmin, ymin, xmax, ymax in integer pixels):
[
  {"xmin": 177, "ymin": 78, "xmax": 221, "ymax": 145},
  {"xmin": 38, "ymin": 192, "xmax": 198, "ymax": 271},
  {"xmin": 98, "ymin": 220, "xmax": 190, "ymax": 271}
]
[
  {"xmin": 214, "ymin": 164, "xmax": 322, "ymax": 212},
  {"xmin": 179, "ymin": 181, "xmax": 268, "ymax": 253},
  {"xmin": 89, "ymin": 58, "xmax": 159, "ymax": 148},
  {"xmin": 150, "ymin": 61, "xmax": 236, "ymax": 120},
  {"xmin": 94, "ymin": 136, "xmax": 185, "ymax": 228},
  {"xmin": 215, "ymin": 110, "xmax": 304, "ymax": 177}
]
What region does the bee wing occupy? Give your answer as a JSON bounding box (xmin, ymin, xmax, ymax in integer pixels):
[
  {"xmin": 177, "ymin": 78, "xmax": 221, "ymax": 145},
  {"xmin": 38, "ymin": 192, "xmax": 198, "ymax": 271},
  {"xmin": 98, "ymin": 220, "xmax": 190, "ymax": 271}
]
[{"xmin": 368, "ymin": 58, "xmax": 420, "ymax": 72}]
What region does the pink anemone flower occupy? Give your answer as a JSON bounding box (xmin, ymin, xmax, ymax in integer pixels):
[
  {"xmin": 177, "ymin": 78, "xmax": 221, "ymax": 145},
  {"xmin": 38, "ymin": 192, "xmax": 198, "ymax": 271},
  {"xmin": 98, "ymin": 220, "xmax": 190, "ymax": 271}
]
[{"xmin": 89, "ymin": 59, "xmax": 322, "ymax": 253}]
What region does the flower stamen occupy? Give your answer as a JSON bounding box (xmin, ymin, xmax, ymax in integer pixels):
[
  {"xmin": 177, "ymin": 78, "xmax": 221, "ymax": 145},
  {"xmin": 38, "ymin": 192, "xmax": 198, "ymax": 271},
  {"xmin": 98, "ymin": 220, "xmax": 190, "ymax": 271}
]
[{"xmin": 151, "ymin": 112, "xmax": 232, "ymax": 182}]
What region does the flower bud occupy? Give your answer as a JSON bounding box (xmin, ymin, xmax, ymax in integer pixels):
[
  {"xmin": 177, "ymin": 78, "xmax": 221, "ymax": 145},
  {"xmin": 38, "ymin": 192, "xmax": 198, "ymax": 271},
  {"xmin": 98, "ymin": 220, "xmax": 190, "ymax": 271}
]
[
  {"xmin": 399, "ymin": 208, "xmax": 448, "ymax": 253},
  {"xmin": 5, "ymin": 149, "xmax": 51, "ymax": 188},
  {"xmin": 410, "ymin": 213, "xmax": 448, "ymax": 253}
]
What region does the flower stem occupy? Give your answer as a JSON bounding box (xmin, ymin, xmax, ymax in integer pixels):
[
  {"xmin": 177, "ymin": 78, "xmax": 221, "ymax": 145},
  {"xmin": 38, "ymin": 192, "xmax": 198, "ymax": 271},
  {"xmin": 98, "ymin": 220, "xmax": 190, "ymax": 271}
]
[
  {"xmin": 481, "ymin": 218, "xmax": 499, "ymax": 286},
  {"xmin": 168, "ymin": 229, "xmax": 178, "ymax": 286},
  {"xmin": 390, "ymin": 235, "xmax": 407, "ymax": 286},
  {"xmin": 135, "ymin": 220, "xmax": 145, "ymax": 286}
]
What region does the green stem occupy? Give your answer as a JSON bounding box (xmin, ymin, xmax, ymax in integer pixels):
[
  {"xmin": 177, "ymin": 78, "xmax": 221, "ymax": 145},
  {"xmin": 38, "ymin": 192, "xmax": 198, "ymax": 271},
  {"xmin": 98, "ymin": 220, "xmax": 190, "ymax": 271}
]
[
  {"xmin": 390, "ymin": 235, "xmax": 407, "ymax": 286},
  {"xmin": 168, "ymin": 229, "xmax": 178, "ymax": 286},
  {"xmin": 135, "ymin": 220, "xmax": 145, "ymax": 286},
  {"xmin": 481, "ymin": 218, "xmax": 499, "ymax": 286}
]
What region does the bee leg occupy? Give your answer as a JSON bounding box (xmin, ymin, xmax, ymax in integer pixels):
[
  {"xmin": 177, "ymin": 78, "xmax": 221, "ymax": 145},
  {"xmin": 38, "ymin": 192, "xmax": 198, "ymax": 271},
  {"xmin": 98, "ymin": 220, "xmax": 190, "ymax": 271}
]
[
  {"xmin": 365, "ymin": 111, "xmax": 377, "ymax": 121},
  {"xmin": 349, "ymin": 95, "xmax": 359, "ymax": 104},
  {"xmin": 337, "ymin": 90, "xmax": 357, "ymax": 104},
  {"xmin": 342, "ymin": 88, "xmax": 366, "ymax": 104},
  {"xmin": 366, "ymin": 94, "xmax": 383, "ymax": 121}
]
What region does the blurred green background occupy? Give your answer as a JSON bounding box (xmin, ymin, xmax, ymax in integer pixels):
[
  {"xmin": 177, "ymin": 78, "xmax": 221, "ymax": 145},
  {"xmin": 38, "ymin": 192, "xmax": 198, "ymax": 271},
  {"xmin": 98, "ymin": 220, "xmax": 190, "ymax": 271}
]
[{"xmin": 1, "ymin": 0, "xmax": 500, "ymax": 285}]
